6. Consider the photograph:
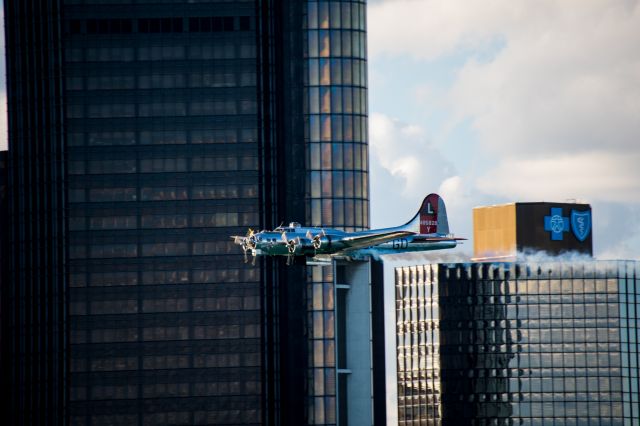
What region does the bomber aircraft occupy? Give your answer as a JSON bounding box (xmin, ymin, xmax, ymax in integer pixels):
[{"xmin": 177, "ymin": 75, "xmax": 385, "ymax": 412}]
[{"xmin": 231, "ymin": 193, "xmax": 465, "ymax": 264}]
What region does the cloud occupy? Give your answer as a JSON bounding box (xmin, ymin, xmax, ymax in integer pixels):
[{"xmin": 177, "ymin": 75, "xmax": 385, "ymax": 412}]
[
  {"xmin": 592, "ymin": 201, "xmax": 640, "ymax": 260},
  {"xmin": 368, "ymin": 0, "xmax": 514, "ymax": 61},
  {"xmin": 475, "ymin": 151, "xmax": 640, "ymax": 203},
  {"xmin": 368, "ymin": 0, "xmax": 640, "ymax": 258},
  {"xmin": 370, "ymin": 0, "xmax": 640, "ymax": 205},
  {"xmin": 369, "ymin": 112, "xmax": 455, "ymax": 226},
  {"xmin": 448, "ymin": 2, "xmax": 640, "ymax": 158},
  {"xmin": 369, "ymin": 112, "xmax": 454, "ymax": 196}
]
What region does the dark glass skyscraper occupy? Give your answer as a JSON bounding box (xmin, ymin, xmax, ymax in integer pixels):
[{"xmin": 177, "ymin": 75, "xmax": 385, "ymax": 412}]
[
  {"xmin": 2, "ymin": 1, "xmax": 369, "ymax": 425},
  {"xmin": 388, "ymin": 260, "xmax": 640, "ymax": 426}
]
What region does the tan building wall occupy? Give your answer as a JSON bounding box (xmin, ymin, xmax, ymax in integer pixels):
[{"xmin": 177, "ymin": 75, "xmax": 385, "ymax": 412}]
[{"xmin": 473, "ymin": 204, "xmax": 517, "ymax": 260}]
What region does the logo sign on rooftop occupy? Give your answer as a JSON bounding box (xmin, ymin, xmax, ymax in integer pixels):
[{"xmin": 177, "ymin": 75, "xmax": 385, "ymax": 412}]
[
  {"xmin": 570, "ymin": 210, "xmax": 591, "ymax": 242},
  {"xmin": 544, "ymin": 207, "xmax": 569, "ymax": 241},
  {"xmin": 544, "ymin": 207, "xmax": 591, "ymax": 242}
]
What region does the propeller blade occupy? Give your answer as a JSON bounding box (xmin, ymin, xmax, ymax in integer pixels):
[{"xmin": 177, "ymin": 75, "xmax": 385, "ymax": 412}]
[{"xmin": 248, "ymin": 234, "xmax": 257, "ymax": 249}]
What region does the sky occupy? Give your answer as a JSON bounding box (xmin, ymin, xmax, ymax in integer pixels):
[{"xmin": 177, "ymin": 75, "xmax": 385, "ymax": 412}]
[
  {"xmin": 1, "ymin": 1, "xmax": 639, "ymax": 259},
  {"xmin": 367, "ymin": 0, "xmax": 640, "ymax": 259}
]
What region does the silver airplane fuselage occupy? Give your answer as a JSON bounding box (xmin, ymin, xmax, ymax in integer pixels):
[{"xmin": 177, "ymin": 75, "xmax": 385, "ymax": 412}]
[{"xmin": 231, "ymin": 193, "xmax": 465, "ymax": 261}]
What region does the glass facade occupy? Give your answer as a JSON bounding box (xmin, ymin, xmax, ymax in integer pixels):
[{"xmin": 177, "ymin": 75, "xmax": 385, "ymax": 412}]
[
  {"xmin": 304, "ymin": 0, "xmax": 369, "ymax": 231},
  {"xmin": 4, "ymin": 1, "xmax": 370, "ymax": 425},
  {"xmin": 394, "ymin": 261, "xmax": 640, "ymax": 426},
  {"xmin": 307, "ymin": 266, "xmax": 338, "ymax": 424},
  {"xmin": 303, "ymin": 1, "xmax": 369, "ymax": 424},
  {"xmin": 60, "ymin": 4, "xmax": 263, "ymax": 425}
]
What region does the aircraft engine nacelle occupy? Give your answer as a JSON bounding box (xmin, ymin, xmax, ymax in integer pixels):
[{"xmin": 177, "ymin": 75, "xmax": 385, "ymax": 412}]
[
  {"xmin": 284, "ymin": 238, "xmax": 318, "ymax": 256},
  {"xmin": 313, "ymin": 235, "xmax": 332, "ymax": 253}
]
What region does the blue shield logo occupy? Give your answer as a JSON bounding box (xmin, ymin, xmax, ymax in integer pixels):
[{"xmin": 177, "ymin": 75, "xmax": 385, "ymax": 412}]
[{"xmin": 570, "ymin": 210, "xmax": 591, "ymax": 242}]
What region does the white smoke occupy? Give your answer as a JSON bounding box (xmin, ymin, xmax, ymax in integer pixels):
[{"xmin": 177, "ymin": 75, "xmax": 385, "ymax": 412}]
[{"xmin": 377, "ymin": 249, "xmax": 604, "ymax": 265}]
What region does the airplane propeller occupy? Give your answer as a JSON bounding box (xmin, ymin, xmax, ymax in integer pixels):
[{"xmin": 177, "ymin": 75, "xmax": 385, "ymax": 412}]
[
  {"xmin": 245, "ymin": 228, "xmax": 257, "ymax": 249},
  {"xmin": 232, "ymin": 229, "xmax": 259, "ymax": 263},
  {"xmin": 305, "ymin": 230, "xmax": 325, "ymax": 251},
  {"xmin": 281, "ymin": 232, "xmax": 301, "ymax": 254}
]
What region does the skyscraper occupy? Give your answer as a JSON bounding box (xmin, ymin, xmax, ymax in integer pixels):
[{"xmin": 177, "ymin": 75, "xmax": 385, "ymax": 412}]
[
  {"xmin": 385, "ymin": 260, "xmax": 639, "ymax": 426},
  {"xmin": 326, "ymin": 255, "xmax": 640, "ymax": 425},
  {"xmin": 2, "ymin": 1, "xmax": 369, "ymax": 425}
]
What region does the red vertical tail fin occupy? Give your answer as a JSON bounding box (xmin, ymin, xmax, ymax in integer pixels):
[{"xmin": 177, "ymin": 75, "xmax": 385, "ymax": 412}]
[{"xmin": 402, "ymin": 193, "xmax": 450, "ymax": 235}]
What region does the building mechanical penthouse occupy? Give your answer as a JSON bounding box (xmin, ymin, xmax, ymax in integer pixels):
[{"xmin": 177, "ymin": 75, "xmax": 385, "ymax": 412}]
[{"xmin": 2, "ymin": 1, "xmax": 369, "ymax": 425}]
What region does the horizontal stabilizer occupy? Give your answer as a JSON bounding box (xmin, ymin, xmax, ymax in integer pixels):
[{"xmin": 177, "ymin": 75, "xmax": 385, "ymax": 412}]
[{"xmin": 411, "ymin": 236, "xmax": 467, "ymax": 242}]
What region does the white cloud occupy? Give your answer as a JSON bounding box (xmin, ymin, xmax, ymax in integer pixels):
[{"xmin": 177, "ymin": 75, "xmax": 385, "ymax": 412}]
[
  {"xmin": 368, "ymin": 0, "xmax": 640, "ymax": 257},
  {"xmin": 369, "ymin": 112, "xmax": 453, "ymax": 196},
  {"xmin": 368, "ymin": 0, "xmax": 514, "ymax": 61},
  {"xmin": 475, "ymin": 151, "xmax": 640, "ymax": 203},
  {"xmin": 370, "ymin": 0, "xmax": 640, "ymax": 204},
  {"xmin": 448, "ymin": 2, "xmax": 640, "ymax": 160},
  {"xmin": 369, "ymin": 112, "xmax": 455, "ymax": 226}
]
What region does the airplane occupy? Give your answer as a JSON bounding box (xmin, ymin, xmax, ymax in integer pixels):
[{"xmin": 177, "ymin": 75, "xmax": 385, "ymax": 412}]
[{"xmin": 231, "ymin": 193, "xmax": 465, "ymax": 264}]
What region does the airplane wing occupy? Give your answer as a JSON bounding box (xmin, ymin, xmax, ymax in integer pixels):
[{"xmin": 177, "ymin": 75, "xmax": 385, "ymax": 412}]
[{"xmin": 340, "ymin": 231, "xmax": 415, "ymax": 250}]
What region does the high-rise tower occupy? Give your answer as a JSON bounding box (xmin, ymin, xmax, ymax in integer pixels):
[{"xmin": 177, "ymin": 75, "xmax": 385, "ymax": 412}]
[{"xmin": 2, "ymin": 1, "xmax": 369, "ymax": 425}]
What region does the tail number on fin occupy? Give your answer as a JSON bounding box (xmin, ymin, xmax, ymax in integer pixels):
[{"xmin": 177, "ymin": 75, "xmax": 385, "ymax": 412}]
[{"xmin": 420, "ymin": 195, "xmax": 439, "ymax": 234}]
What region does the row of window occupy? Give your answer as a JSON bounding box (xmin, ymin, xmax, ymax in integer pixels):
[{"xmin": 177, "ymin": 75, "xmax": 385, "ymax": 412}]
[
  {"xmin": 68, "ymin": 156, "xmax": 258, "ymax": 174},
  {"xmin": 308, "ymin": 198, "xmax": 369, "ymax": 229},
  {"xmin": 307, "ymin": 29, "xmax": 366, "ymax": 60},
  {"xmin": 66, "ymin": 0, "xmax": 254, "ymax": 3},
  {"xmin": 308, "ymin": 86, "xmax": 367, "ymax": 115},
  {"xmin": 66, "ymin": 99, "xmax": 257, "ymax": 119},
  {"xmin": 71, "ymin": 324, "xmax": 259, "ymax": 344},
  {"xmin": 69, "ymin": 410, "xmax": 259, "ymax": 426},
  {"xmin": 71, "ymin": 352, "xmax": 260, "ymax": 373},
  {"xmin": 309, "ymin": 171, "xmax": 367, "ymax": 200},
  {"xmin": 400, "ymin": 305, "xmax": 622, "ymax": 324},
  {"xmin": 307, "ymin": 1, "xmax": 366, "ymax": 31},
  {"xmin": 399, "ymin": 355, "xmax": 623, "ymax": 374},
  {"xmin": 69, "ymin": 184, "xmax": 257, "ymax": 203},
  {"xmin": 69, "ymin": 239, "xmax": 254, "ymax": 259},
  {"xmin": 312, "ymin": 367, "xmax": 337, "ymax": 400},
  {"xmin": 398, "ymin": 325, "xmax": 621, "ymax": 343},
  {"xmin": 66, "ymin": 70, "xmax": 256, "ymax": 91},
  {"xmin": 68, "ymin": 16, "xmax": 251, "ymax": 35},
  {"xmin": 308, "ymin": 114, "xmax": 368, "ymax": 143},
  {"xmin": 69, "ymin": 212, "xmax": 252, "ymax": 230},
  {"xmin": 65, "ymin": 43, "xmax": 256, "ymax": 62},
  {"xmin": 71, "ymin": 380, "xmax": 260, "ymax": 401},
  {"xmin": 307, "ymin": 58, "xmax": 367, "ymax": 87},
  {"xmin": 398, "ymin": 278, "xmax": 620, "ymax": 296},
  {"xmin": 403, "ymin": 263, "xmax": 634, "ymax": 283},
  {"xmin": 69, "ymin": 268, "xmax": 259, "ymax": 288},
  {"xmin": 311, "ymin": 340, "xmax": 336, "ymax": 369},
  {"xmin": 69, "ymin": 295, "xmax": 260, "ymax": 315},
  {"xmin": 68, "ymin": 129, "xmax": 258, "ymax": 147}
]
